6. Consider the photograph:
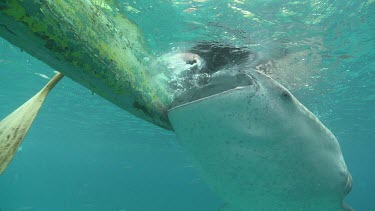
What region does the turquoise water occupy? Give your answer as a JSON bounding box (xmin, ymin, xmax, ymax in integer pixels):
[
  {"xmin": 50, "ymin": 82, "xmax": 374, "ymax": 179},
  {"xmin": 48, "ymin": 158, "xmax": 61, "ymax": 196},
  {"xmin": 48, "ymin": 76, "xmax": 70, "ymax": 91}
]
[{"xmin": 0, "ymin": 0, "xmax": 374, "ymax": 210}]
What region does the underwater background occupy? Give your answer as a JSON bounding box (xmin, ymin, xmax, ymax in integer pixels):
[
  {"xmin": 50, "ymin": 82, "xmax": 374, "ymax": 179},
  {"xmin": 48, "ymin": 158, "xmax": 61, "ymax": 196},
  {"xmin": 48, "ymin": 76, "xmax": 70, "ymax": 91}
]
[{"xmin": 0, "ymin": 0, "xmax": 374, "ymax": 210}]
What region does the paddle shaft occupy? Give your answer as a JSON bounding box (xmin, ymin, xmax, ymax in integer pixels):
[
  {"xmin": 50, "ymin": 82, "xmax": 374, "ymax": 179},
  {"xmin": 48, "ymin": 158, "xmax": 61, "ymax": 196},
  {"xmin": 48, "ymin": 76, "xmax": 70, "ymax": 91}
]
[{"xmin": 40, "ymin": 72, "xmax": 64, "ymax": 97}]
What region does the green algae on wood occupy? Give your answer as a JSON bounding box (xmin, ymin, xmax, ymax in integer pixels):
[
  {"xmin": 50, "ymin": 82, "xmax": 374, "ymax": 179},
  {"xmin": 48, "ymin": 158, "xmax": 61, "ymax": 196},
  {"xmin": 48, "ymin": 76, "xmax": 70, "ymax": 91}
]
[{"xmin": 0, "ymin": 0, "xmax": 172, "ymax": 129}]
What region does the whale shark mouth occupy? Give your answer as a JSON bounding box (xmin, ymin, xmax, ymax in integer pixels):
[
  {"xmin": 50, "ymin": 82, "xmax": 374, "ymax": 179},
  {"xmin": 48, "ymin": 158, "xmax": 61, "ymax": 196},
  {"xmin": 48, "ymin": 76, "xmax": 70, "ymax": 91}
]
[
  {"xmin": 160, "ymin": 41, "xmax": 263, "ymax": 109},
  {"xmin": 170, "ymin": 69, "xmax": 259, "ymax": 108}
]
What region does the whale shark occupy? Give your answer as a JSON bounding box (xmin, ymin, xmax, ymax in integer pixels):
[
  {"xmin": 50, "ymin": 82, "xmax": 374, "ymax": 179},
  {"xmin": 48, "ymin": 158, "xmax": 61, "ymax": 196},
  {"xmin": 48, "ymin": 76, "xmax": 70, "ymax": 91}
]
[{"xmin": 168, "ymin": 67, "xmax": 352, "ymax": 210}]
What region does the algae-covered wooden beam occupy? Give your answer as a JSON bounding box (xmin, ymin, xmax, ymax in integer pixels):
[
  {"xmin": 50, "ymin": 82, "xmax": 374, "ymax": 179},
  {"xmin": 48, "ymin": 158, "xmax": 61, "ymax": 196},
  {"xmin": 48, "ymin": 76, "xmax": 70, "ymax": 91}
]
[{"xmin": 0, "ymin": 0, "xmax": 172, "ymax": 129}]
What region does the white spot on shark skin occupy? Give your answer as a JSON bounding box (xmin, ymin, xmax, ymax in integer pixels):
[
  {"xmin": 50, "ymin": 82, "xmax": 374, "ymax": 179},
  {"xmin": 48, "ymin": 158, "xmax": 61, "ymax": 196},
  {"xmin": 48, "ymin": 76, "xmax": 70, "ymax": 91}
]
[
  {"xmin": 34, "ymin": 73, "xmax": 50, "ymax": 79},
  {"xmin": 168, "ymin": 70, "xmax": 352, "ymax": 211}
]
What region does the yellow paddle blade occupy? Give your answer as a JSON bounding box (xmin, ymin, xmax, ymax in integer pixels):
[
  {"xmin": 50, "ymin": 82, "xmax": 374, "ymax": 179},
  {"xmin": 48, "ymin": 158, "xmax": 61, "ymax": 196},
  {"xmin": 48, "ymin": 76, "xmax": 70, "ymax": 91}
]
[{"xmin": 0, "ymin": 72, "xmax": 64, "ymax": 174}]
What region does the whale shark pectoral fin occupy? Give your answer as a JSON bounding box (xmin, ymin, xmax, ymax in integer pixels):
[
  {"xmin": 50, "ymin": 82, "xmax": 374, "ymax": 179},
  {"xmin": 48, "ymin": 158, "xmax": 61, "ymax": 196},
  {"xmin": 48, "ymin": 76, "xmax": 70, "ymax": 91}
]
[{"xmin": 0, "ymin": 72, "xmax": 63, "ymax": 175}]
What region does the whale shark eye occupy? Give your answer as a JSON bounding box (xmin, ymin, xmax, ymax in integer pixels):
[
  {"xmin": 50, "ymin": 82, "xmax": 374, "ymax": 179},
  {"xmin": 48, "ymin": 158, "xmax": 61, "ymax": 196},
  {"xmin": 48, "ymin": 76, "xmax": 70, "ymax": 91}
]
[{"xmin": 281, "ymin": 91, "xmax": 291, "ymax": 100}]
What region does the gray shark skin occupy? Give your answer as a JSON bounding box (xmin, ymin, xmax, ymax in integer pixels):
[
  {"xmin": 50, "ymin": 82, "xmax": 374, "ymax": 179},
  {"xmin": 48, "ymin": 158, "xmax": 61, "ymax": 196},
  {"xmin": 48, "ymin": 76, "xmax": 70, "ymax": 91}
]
[{"xmin": 168, "ymin": 69, "xmax": 352, "ymax": 211}]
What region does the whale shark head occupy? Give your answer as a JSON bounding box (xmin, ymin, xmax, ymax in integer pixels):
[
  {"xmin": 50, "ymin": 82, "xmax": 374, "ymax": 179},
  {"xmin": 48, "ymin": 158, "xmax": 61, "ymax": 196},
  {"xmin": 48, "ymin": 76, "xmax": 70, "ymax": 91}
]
[{"xmin": 166, "ymin": 44, "xmax": 352, "ymax": 211}]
